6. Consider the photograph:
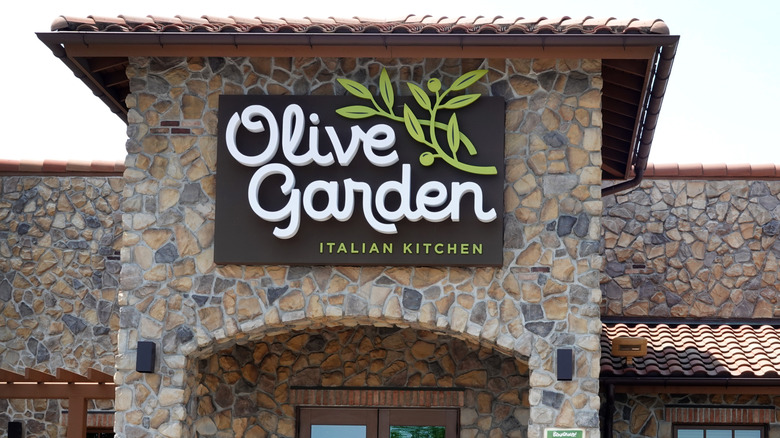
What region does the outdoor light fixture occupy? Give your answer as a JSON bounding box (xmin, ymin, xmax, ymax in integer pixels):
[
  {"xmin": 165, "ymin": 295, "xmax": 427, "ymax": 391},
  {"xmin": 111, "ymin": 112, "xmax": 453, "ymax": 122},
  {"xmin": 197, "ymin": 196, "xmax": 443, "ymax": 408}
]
[
  {"xmin": 612, "ymin": 337, "xmax": 647, "ymax": 366},
  {"xmin": 136, "ymin": 341, "xmax": 156, "ymax": 373},
  {"xmin": 556, "ymin": 348, "xmax": 574, "ymax": 381},
  {"xmin": 9, "ymin": 421, "xmax": 23, "ymax": 438}
]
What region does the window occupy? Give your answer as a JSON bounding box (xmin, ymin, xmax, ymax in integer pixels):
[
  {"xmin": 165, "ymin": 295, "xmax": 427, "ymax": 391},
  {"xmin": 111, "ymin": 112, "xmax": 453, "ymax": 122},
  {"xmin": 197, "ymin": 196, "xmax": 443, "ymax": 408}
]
[
  {"xmin": 674, "ymin": 425, "xmax": 764, "ymax": 438},
  {"xmin": 86, "ymin": 429, "xmax": 114, "ymax": 438},
  {"xmin": 299, "ymin": 408, "xmax": 458, "ymax": 438}
]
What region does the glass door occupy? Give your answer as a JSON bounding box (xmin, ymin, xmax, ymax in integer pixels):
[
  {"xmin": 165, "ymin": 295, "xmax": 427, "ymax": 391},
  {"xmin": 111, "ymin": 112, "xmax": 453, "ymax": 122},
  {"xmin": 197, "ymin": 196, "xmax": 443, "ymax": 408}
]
[
  {"xmin": 299, "ymin": 407, "xmax": 457, "ymax": 438},
  {"xmin": 300, "ymin": 408, "xmax": 378, "ymax": 438}
]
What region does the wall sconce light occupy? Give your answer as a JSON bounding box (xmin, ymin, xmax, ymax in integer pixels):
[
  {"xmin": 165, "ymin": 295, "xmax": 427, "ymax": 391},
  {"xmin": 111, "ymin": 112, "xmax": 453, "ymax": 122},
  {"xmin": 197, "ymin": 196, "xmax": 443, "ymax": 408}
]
[
  {"xmin": 9, "ymin": 421, "xmax": 23, "ymax": 438},
  {"xmin": 136, "ymin": 341, "xmax": 156, "ymax": 373},
  {"xmin": 556, "ymin": 348, "xmax": 573, "ymax": 381},
  {"xmin": 612, "ymin": 336, "xmax": 647, "ymax": 366}
]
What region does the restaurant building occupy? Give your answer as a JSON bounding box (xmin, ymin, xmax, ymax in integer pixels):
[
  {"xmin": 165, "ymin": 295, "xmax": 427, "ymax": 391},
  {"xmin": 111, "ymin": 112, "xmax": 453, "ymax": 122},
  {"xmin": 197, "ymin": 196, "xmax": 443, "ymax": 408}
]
[{"xmin": 5, "ymin": 12, "xmax": 774, "ymax": 438}]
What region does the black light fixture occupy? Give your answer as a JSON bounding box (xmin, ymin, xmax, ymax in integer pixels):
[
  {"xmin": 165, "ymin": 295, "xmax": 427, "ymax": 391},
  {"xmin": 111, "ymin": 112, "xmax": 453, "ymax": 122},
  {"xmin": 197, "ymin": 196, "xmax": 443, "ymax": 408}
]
[
  {"xmin": 556, "ymin": 348, "xmax": 574, "ymax": 381},
  {"xmin": 9, "ymin": 421, "xmax": 23, "ymax": 438},
  {"xmin": 136, "ymin": 341, "xmax": 156, "ymax": 373}
]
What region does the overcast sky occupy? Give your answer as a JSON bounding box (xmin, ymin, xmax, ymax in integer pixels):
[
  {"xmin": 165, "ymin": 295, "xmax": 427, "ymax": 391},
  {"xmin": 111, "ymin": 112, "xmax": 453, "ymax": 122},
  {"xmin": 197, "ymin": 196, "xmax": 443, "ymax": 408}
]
[{"xmin": 1, "ymin": 0, "xmax": 778, "ymax": 165}]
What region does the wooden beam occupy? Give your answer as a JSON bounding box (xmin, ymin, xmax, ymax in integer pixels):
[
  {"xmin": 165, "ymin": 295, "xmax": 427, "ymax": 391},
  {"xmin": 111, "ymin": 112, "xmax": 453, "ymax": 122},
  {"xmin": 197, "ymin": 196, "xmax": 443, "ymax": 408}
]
[
  {"xmin": 57, "ymin": 368, "xmax": 90, "ymax": 383},
  {"xmin": 0, "ymin": 383, "xmax": 116, "ymax": 399},
  {"xmin": 0, "ymin": 369, "xmax": 26, "ymax": 382},
  {"xmin": 87, "ymin": 368, "xmax": 114, "ymax": 383},
  {"xmin": 25, "ymin": 368, "xmax": 57, "ymax": 382},
  {"xmin": 67, "ymin": 395, "xmax": 89, "ymax": 438}
]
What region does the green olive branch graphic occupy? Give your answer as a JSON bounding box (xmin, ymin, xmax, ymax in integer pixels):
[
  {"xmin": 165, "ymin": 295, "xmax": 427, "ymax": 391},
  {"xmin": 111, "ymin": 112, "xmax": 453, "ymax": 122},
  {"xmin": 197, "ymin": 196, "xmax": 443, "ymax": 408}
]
[{"xmin": 336, "ymin": 68, "xmax": 497, "ymax": 176}]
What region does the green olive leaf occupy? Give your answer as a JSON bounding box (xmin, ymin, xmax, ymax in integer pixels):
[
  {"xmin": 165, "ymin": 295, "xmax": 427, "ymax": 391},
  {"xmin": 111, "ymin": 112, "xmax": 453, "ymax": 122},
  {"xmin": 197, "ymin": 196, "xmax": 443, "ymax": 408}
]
[
  {"xmin": 407, "ymin": 82, "xmax": 431, "ymax": 110},
  {"xmin": 440, "ymin": 94, "xmax": 481, "ymax": 110},
  {"xmin": 403, "ymin": 104, "xmax": 426, "ymax": 144},
  {"xmin": 447, "ymin": 113, "xmax": 460, "ymax": 156},
  {"xmin": 379, "ymin": 69, "xmax": 394, "ymax": 112},
  {"xmin": 336, "ymin": 105, "xmax": 379, "ymax": 119},
  {"xmin": 449, "ymin": 69, "xmax": 488, "ymax": 91},
  {"xmin": 337, "ymin": 78, "xmax": 374, "ymax": 100},
  {"xmin": 460, "ymin": 134, "xmax": 477, "ymax": 155}
]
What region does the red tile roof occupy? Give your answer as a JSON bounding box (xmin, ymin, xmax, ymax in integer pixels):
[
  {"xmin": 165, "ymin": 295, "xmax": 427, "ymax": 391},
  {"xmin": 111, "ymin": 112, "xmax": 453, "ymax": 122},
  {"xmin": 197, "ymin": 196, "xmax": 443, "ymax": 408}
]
[
  {"xmin": 642, "ymin": 163, "xmax": 780, "ymax": 179},
  {"xmin": 602, "ymin": 323, "xmax": 780, "ymax": 378},
  {"xmin": 0, "ymin": 159, "xmax": 125, "ymax": 175},
  {"xmin": 50, "ymin": 15, "xmax": 670, "ymax": 35}
]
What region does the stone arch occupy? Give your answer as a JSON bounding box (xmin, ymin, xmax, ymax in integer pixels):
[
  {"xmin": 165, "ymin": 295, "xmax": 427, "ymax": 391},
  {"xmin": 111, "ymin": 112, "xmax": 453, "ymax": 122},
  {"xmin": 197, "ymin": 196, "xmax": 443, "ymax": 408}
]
[{"xmin": 184, "ymin": 322, "xmax": 531, "ymax": 437}]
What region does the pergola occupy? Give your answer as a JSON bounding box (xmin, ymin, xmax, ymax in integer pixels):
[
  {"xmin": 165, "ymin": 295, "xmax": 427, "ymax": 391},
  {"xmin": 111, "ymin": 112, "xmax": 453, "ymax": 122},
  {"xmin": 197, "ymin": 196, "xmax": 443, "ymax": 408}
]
[{"xmin": 0, "ymin": 368, "xmax": 115, "ymax": 438}]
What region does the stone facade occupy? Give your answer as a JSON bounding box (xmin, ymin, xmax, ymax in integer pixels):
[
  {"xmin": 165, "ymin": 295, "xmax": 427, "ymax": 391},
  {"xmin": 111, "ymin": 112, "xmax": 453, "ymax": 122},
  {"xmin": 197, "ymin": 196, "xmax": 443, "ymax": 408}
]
[
  {"xmin": 194, "ymin": 326, "xmax": 529, "ymax": 437},
  {"xmin": 609, "ymin": 392, "xmax": 780, "ymax": 438},
  {"xmin": 601, "ymin": 178, "xmax": 780, "ymax": 438},
  {"xmin": 114, "ymin": 56, "xmax": 604, "ymax": 438},
  {"xmin": 0, "ymin": 175, "xmax": 123, "ymax": 436},
  {"xmin": 602, "ymin": 179, "xmax": 780, "ymax": 318}
]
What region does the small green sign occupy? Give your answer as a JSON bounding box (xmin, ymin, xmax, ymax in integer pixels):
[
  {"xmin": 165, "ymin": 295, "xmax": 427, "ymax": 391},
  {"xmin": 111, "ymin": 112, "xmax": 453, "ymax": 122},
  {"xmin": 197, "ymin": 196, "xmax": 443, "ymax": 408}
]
[{"xmin": 545, "ymin": 429, "xmax": 585, "ymax": 438}]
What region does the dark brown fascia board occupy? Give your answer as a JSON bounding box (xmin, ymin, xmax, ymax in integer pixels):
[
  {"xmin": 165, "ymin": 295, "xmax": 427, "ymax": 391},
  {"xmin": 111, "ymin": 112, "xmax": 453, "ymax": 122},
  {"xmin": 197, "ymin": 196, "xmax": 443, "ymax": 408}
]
[
  {"xmin": 602, "ymin": 377, "xmax": 780, "ymax": 395},
  {"xmin": 601, "ymin": 316, "xmax": 780, "ymax": 327},
  {"xmin": 39, "ymin": 32, "xmax": 678, "ymax": 59}
]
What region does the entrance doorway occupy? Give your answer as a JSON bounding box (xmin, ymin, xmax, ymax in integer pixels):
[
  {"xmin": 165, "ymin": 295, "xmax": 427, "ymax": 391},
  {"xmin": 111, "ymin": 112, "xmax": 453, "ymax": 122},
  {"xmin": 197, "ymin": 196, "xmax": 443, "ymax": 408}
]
[{"xmin": 299, "ymin": 407, "xmax": 458, "ymax": 438}]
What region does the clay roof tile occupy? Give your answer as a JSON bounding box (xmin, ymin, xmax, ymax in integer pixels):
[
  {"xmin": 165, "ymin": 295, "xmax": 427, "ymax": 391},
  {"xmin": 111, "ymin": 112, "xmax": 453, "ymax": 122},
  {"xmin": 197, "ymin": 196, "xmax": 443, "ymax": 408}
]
[{"xmin": 602, "ymin": 323, "xmax": 780, "ymax": 380}]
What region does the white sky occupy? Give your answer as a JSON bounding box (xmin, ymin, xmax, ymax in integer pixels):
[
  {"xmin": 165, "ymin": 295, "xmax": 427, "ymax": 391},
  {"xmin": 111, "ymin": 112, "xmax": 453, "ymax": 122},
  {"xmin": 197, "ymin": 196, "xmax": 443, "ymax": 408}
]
[{"xmin": 1, "ymin": 0, "xmax": 778, "ymax": 164}]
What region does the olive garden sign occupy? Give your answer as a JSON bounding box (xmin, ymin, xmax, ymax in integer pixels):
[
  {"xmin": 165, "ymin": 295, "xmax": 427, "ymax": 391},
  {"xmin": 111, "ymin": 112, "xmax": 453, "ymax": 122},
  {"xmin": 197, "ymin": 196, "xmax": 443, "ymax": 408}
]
[{"xmin": 215, "ymin": 69, "xmax": 504, "ymax": 266}]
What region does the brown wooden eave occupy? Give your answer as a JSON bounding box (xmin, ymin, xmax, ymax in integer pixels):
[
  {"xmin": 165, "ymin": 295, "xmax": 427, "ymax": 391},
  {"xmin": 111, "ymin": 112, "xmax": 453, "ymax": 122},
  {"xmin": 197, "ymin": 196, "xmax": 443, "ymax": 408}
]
[{"xmin": 37, "ymin": 31, "xmax": 679, "ymax": 180}]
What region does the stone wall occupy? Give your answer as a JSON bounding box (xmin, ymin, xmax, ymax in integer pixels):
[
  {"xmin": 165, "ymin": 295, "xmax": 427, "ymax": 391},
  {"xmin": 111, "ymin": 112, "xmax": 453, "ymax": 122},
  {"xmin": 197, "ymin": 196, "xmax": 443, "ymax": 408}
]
[
  {"xmin": 116, "ymin": 56, "xmax": 604, "ymax": 438},
  {"xmin": 608, "ymin": 392, "xmax": 780, "ymax": 438},
  {"xmin": 192, "ymin": 326, "xmax": 529, "ymax": 437},
  {"xmin": 0, "ymin": 175, "xmax": 123, "ymax": 437},
  {"xmin": 601, "ymin": 179, "xmax": 780, "ymax": 318}
]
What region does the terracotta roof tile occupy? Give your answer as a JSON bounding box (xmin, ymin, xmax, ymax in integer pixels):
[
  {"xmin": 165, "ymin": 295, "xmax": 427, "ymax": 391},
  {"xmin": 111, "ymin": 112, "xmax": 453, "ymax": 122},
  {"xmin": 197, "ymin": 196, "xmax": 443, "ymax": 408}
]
[
  {"xmin": 602, "ymin": 323, "xmax": 780, "ymax": 379},
  {"xmin": 0, "ymin": 159, "xmax": 125, "ymax": 175},
  {"xmin": 48, "ymin": 14, "xmax": 671, "ymax": 35}
]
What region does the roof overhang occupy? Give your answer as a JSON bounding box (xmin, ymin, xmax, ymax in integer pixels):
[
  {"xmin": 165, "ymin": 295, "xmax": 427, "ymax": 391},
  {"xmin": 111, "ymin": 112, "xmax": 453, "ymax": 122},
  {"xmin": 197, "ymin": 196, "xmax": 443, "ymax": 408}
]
[{"xmin": 37, "ymin": 27, "xmax": 678, "ymax": 180}]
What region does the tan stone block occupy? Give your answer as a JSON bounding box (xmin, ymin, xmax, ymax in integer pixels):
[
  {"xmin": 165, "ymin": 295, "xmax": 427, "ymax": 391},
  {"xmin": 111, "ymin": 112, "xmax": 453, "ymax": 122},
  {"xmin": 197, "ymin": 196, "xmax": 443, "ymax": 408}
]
[
  {"xmin": 451, "ymin": 306, "xmax": 469, "ymax": 332},
  {"xmin": 413, "ymin": 267, "xmax": 447, "ymax": 288},
  {"xmin": 385, "ymin": 296, "xmax": 402, "ymax": 319},
  {"xmin": 158, "ymin": 188, "xmax": 180, "ymax": 212},
  {"xmin": 143, "ymin": 136, "xmax": 169, "ymax": 154},
  {"xmin": 513, "ymin": 174, "xmax": 538, "ymax": 196},
  {"xmin": 541, "ymin": 108, "xmax": 560, "ymax": 131},
  {"xmin": 173, "ymin": 224, "xmax": 200, "ymax": 257},
  {"xmin": 548, "ymin": 161, "xmax": 567, "ymax": 174},
  {"xmin": 550, "ymin": 258, "xmax": 575, "ymax": 283},
  {"xmin": 509, "ymin": 75, "xmax": 539, "ymax": 95},
  {"xmin": 144, "ymin": 265, "xmax": 167, "ymax": 282},
  {"xmin": 582, "ymin": 128, "xmax": 600, "ymax": 151},
  {"xmin": 543, "ymin": 296, "xmax": 568, "ymax": 320},
  {"xmin": 579, "ymin": 166, "xmax": 601, "ymax": 185},
  {"xmin": 199, "ymin": 307, "xmax": 223, "ymax": 331},
  {"xmin": 435, "ymin": 293, "xmax": 455, "ymax": 315},
  {"xmin": 143, "ymin": 229, "xmax": 172, "ymax": 249},
  {"xmin": 279, "ymin": 291, "xmax": 304, "ymax": 311},
  {"xmin": 169, "ymin": 278, "xmax": 192, "ymax": 292},
  {"xmin": 527, "ymin": 152, "xmax": 548, "ymax": 175},
  {"xmin": 520, "ymin": 189, "xmax": 542, "ymax": 209}
]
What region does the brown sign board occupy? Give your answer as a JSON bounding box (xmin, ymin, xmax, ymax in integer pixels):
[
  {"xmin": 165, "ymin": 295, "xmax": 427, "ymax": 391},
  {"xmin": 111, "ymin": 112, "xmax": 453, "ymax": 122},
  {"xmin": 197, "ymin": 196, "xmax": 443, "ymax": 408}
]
[{"xmin": 215, "ymin": 94, "xmax": 504, "ymax": 266}]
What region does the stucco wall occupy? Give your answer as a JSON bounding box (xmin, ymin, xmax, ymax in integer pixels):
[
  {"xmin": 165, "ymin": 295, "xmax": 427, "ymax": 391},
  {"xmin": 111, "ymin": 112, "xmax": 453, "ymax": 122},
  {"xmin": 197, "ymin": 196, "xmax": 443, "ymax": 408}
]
[
  {"xmin": 116, "ymin": 55, "xmax": 604, "ymax": 438},
  {"xmin": 0, "ymin": 175, "xmax": 122, "ymax": 436},
  {"xmin": 601, "ymin": 179, "xmax": 780, "ymax": 318}
]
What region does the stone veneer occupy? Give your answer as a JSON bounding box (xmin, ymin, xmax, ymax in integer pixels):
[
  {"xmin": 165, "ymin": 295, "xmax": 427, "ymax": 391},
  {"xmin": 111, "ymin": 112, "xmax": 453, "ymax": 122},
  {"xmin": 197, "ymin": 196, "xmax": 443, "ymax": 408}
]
[
  {"xmin": 0, "ymin": 175, "xmax": 123, "ymax": 436},
  {"xmin": 602, "ymin": 179, "xmax": 780, "ymax": 318},
  {"xmin": 609, "ymin": 393, "xmax": 780, "ymax": 438},
  {"xmin": 193, "ymin": 326, "xmax": 529, "ymax": 437},
  {"xmin": 115, "ymin": 56, "xmax": 604, "ymax": 437}
]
